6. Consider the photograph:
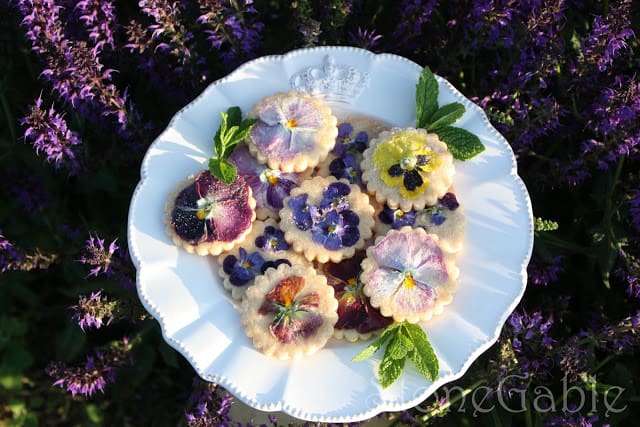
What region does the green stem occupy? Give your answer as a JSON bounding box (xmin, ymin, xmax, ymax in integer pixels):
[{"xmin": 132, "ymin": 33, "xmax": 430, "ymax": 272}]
[
  {"xmin": 416, "ymin": 379, "xmax": 488, "ymax": 423},
  {"xmin": 535, "ymin": 231, "xmax": 592, "ymax": 255}
]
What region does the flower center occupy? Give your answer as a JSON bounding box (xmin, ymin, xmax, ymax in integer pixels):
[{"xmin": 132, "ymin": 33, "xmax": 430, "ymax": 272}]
[
  {"xmin": 400, "ymin": 156, "xmax": 417, "ymax": 171},
  {"xmin": 327, "ymin": 224, "xmax": 337, "ymax": 233},
  {"xmin": 264, "ymin": 169, "xmax": 280, "ymax": 186},
  {"xmin": 403, "ymin": 271, "xmax": 416, "ymax": 289},
  {"xmin": 286, "ymin": 118, "xmax": 297, "ymax": 128},
  {"xmin": 196, "ymin": 197, "xmax": 217, "ymax": 219}
]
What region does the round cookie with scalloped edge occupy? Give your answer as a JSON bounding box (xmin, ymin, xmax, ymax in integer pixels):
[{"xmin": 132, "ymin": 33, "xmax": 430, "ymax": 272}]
[
  {"xmin": 164, "ymin": 170, "xmax": 255, "ymax": 256},
  {"xmin": 218, "ymin": 219, "xmax": 309, "ymax": 300},
  {"xmin": 247, "ymin": 91, "xmax": 338, "ymax": 173},
  {"xmin": 279, "ymin": 176, "xmax": 375, "ymax": 263},
  {"xmin": 240, "ymin": 263, "xmax": 338, "ymax": 360},
  {"xmin": 361, "ymin": 127, "xmax": 454, "ymax": 212},
  {"xmin": 360, "ymin": 227, "xmax": 459, "ymax": 324}
]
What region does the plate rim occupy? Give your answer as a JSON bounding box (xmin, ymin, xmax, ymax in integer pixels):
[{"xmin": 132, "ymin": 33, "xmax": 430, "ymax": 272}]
[{"xmin": 127, "ymin": 46, "xmax": 534, "ymax": 422}]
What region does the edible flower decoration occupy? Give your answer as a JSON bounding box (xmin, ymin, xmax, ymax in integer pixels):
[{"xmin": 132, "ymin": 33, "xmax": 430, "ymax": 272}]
[
  {"xmin": 258, "ymin": 276, "xmax": 323, "ymax": 344},
  {"xmin": 287, "ymin": 182, "xmax": 360, "ymax": 250},
  {"xmin": 230, "ymin": 146, "xmax": 301, "ymax": 211},
  {"xmin": 364, "ymin": 229, "xmax": 449, "ymax": 320},
  {"xmin": 424, "ymin": 192, "xmax": 460, "ymax": 225},
  {"xmin": 323, "ymin": 253, "xmax": 392, "ymax": 334},
  {"xmin": 332, "ymin": 122, "xmax": 369, "ymax": 156},
  {"xmin": 372, "ymin": 131, "xmax": 442, "ymax": 198},
  {"xmin": 250, "ymin": 96, "xmax": 326, "ymax": 159},
  {"xmin": 171, "ymin": 171, "xmax": 253, "ymax": 244},
  {"xmin": 329, "ymin": 153, "xmax": 362, "ymax": 185},
  {"xmin": 255, "ymin": 225, "xmax": 290, "ymax": 252},
  {"xmin": 222, "ymin": 248, "xmax": 265, "ymax": 286},
  {"xmin": 378, "ymin": 205, "xmax": 418, "ymax": 229}
]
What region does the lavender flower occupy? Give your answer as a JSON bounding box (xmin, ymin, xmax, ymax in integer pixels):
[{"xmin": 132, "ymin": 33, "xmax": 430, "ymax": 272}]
[
  {"xmin": 556, "ymin": 336, "xmax": 589, "ymax": 382},
  {"xmin": 347, "ymin": 27, "xmax": 383, "ymax": 50},
  {"xmin": 1, "ymin": 231, "xmax": 57, "ymax": 273},
  {"xmin": 527, "ymin": 255, "xmax": 565, "ymax": 286},
  {"xmin": 196, "ymin": 0, "xmax": 264, "ymax": 67},
  {"xmin": 391, "ymin": 0, "xmax": 438, "ymax": 53},
  {"xmin": 21, "ymin": 96, "xmax": 82, "ymax": 174},
  {"xmin": 79, "ymin": 233, "xmax": 118, "ymax": 277},
  {"xmin": 75, "ymin": 0, "xmax": 117, "ymax": 54},
  {"xmin": 46, "ymin": 338, "xmax": 132, "ymax": 398},
  {"xmin": 70, "ymin": 290, "xmax": 115, "ymax": 331},
  {"xmin": 185, "ymin": 378, "xmax": 234, "ymax": 426},
  {"xmin": 507, "ymin": 309, "xmax": 555, "ymax": 382},
  {"xmin": 544, "ymin": 412, "xmax": 608, "ymax": 427}
]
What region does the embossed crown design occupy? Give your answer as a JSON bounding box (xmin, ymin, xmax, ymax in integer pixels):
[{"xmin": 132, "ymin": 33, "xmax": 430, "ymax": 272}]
[{"xmin": 290, "ymin": 55, "xmax": 369, "ymax": 103}]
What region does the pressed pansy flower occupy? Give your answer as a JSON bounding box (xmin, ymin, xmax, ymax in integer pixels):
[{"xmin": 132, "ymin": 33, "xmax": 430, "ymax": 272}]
[
  {"xmin": 217, "ymin": 219, "xmax": 306, "ymax": 300},
  {"xmin": 322, "ymin": 253, "xmax": 393, "ymax": 341},
  {"xmin": 229, "ymin": 145, "xmax": 303, "ymax": 218},
  {"xmin": 247, "ymin": 91, "xmax": 338, "ymax": 172},
  {"xmin": 361, "ymin": 227, "xmax": 457, "ymax": 323},
  {"xmin": 167, "ymin": 171, "xmax": 255, "ymax": 256},
  {"xmin": 311, "ymin": 209, "xmax": 360, "ymax": 251},
  {"xmin": 362, "ymin": 127, "xmax": 454, "ymax": 211},
  {"xmin": 255, "ymin": 225, "xmax": 289, "ymax": 252},
  {"xmin": 378, "ymin": 205, "xmax": 418, "ymax": 229},
  {"xmin": 424, "ymin": 192, "xmax": 460, "ymax": 225},
  {"xmin": 281, "ymin": 176, "xmax": 375, "ymax": 263},
  {"xmin": 329, "ymin": 153, "xmax": 362, "ymax": 185},
  {"xmin": 241, "ymin": 264, "xmax": 338, "ymax": 359},
  {"xmin": 222, "ymin": 248, "xmax": 265, "ymax": 287},
  {"xmin": 332, "ymin": 122, "xmax": 369, "ymax": 156}
]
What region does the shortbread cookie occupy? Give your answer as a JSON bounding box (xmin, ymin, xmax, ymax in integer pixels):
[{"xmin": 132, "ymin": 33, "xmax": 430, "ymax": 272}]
[
  {"xmin": 165, "ymin": 170, "xmax": 255, "ymax": 256},
  {"xmin": 316, "ymin": 116, "xmax": 387, "ymax": 188},
  {"xmin": 240, "ymin": 263, "xmax": 338, "ymax": 360},
  {"xmin": 361, "ymin": 227, "xmax": 459, "ymax": 324},
  {"xmin": 280, "ymin": 176, "xmax": 375, "ymax": 263},
  {"xmin": 361, "ymin": 127, "xmax": 454, "ymax": 211},
  {"xmin": 218, "ymin": 219, "xmax": 308, "ymax": 300},
  {"xmin": 321, "ymin": 252, "xmax": 392, "ymax": 342},
  {"xmin": 247, "ymin": 91, "xmax": 338, "ymax": 173},
  {"xmin": 415, "ymin": 192, "xmax": 466, "ymax": 254},
  {"xmin": 374, "ymin": 191, "xmax": 465, "ymax": 254},
  {"xmin": 229, "ymin": 144, "xmax": 311, "ymax": 219}
]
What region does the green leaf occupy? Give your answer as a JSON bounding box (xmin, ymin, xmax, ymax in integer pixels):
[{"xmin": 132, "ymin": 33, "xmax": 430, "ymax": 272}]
[
  {"xmin": 432, "ymin": 126, "xmax": 485, "ymax": 160},
  {"xmin": 404, "ymin": 323, "xmax": 439, "ymax": 381},
  {"xmin": 209, "ymin": 157, "xmax": 237, "ymax": 184},
  {"xmin": 427, "ymin": 102, "xmax": 465, "ymax": 131},
  {"xmin": 416, "ymin": 66, "xmax": 439, "ymax": 128},
  {"xmin": 386, "ymin": 327, "xmax": 414, "ymax": 360},
  {"xmin": 352, "ymin": 323, "xmax": 401, "ymax": 362},
  {"xmin": 226, "ymin": 106, "xmax": 242, "ymax": 127},
  {"xmin": 379, "ymin": 346, "xmax": 406, "ymax": 388}
]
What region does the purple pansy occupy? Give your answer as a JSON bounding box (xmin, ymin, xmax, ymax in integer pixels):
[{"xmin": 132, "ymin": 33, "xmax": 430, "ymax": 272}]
[
  {"xmin": 332, "ymin": 122, "xmax": 369, "ymax": 156},
  {"xmin": 255, "ymin": 226, "xmax": 290, "ymax": 252},
  {"xmin": 311, "ymin": 210, "xmax": 360, "ymax": 251},
  {"xmin": 319, "ymin": 182, "xmax": 351, "ymax": 211},
  {"xmin": 222, "ymin": 248, "xmax": 265, "ymax": 286},
  {"xmin": 365, "ymin": 229, "xmax": 449, "ymax": 318},
  {"xmin": 424, "ymin": 192, "xmax": 460, "ymax": 225},
  {"xmin": 230, "ymin": 146, "xmax": 301, "ymax": 210},
  {"xmin": 329, "ymin": 153, "xmax": 362, "ymax": 185},
  {"xmin": 288, "ymin": 194, "xmax": 312, "ymax": 230},
  {"xmin": 378, "ymin": 206, "xmax": 417, "ymax": 229}
]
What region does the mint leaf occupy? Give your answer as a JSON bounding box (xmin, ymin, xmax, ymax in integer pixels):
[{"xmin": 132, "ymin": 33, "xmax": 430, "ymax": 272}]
[
  {"xmin": 352, "ymin": 323, "xmax": 401, "ymax": 362},
  {"xmin": 209, "ymin": 107, "xmax": 256, "ymax": 183},
  {"xmin": 427, "ymin": 102, "xmax": 466, "ymax": 131},
  {"xmin": 404, "ymin": 323, "xmax": 439, "ymax": 381},
  {"xmin": 432, "ymin": 126, "xmax": 485, "ymax": 160},
  {"xmin": 416, "ymin": 66, "xmax": 439, "ymax": 129},
  {"xmin": 379, "ymin": 346, "xmax": 406, "ymax": 388},
  {"xmin": 387, "ymin": 327, "xmax": 414, "ymax": 360}
]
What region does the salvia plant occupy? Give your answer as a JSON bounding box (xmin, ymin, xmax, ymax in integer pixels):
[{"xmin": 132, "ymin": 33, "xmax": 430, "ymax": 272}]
[{"xmin": 0, "ymin": 0, "xmax": 639, "ymax": 425}]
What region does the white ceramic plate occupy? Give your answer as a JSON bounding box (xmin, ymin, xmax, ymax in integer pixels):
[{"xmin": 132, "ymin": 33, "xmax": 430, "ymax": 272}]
[{"xmin": 127, "ymin": 46, "xmax": 534, "ymax": 422}]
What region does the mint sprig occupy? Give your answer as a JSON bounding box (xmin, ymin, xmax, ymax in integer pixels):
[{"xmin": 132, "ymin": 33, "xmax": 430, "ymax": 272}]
[
  {"xmin": 415, "ymin": 66, "xmax": 485, "ymax": 160},
  {"xmin": 353, "ymin": 322, "xmax": 439, "ymax": 388},
  {"xmin": 209, "ymin": 106, "xmax": 256, "ymax": 184}
]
